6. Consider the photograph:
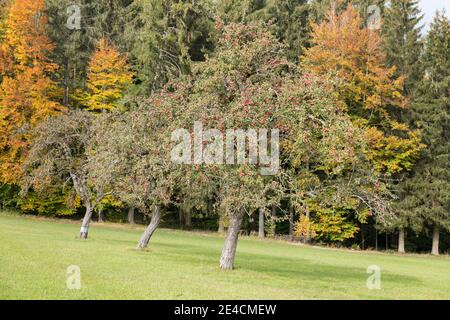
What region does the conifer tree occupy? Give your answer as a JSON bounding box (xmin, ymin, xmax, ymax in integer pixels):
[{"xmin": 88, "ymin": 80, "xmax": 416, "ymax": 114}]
[
  {"xmin": 396, "ymin": 12, "xmax": 450, "ymax": 255},
  {"xmin": 382, "ymin": 0, "xmax": 424, "ymax": 94},
  {"xmin": 382, "ymin": 0, "xmax": 424, "ymax": 253},
  {"xmin": 309, "ymin": 0, "xmax": 386, "ymax": 25},
  {"xmin": 256, "ymin": 0, "xmax": 311, "ymax": 61},
  {"xmin": 215, "ymin": 0, "xmax": 311, "ymax": 61},
  {"xmin": 125, "ymin": 0, "xmax": 213, "ymax": 95},
  {"xmin": 45, "ymin": 0, "xmax": 132, "ymax": 107},
  {"xmin": 214, "ymin": 0, "xmax": 267, "ymax": 23}
]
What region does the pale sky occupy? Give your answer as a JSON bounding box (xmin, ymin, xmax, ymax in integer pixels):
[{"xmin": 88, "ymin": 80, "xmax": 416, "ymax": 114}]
[{"xmin": 419, "ymin": 0, "xmax": 450, "ymax": 33}]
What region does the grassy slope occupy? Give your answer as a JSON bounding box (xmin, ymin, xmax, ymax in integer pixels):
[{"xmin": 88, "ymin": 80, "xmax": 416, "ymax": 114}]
[{"xmin": 0, "ymin": 213, "xmax": 449, "ymax": 300}]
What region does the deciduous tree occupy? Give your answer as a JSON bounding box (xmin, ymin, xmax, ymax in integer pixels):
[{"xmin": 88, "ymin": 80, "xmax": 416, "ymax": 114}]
[
  {"xmin": 181, "ymin": 21, "xmax": 364, "ymax": 269},
  {"xmin": 77, "ymin": 37, "xmax": 134, "ymax": 112},
  {"xmin": 22, "ymin": 110, "xmax": 112, "ymax": 239},
  {"xmin": 0, "ymin": 0, "xmax": 65, "ymax": 184},
  {"xmin": 89, "ymin": 104, "xmax": 180, "ymax": 249}
]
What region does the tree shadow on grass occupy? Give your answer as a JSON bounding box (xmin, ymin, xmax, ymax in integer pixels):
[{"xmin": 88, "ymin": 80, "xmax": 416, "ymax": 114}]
[
  {"xmin": 149, "ymin": 242, "xmax": 423, "ymax": 294},
  {"xmin": 239, "ymin": 251, "xmax": 421, "ymax": 286}
]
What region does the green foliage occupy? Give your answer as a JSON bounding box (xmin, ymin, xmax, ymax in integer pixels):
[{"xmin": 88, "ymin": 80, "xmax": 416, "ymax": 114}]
[
  {"xmin": 0, "ymin": 0, "xmax": 446, "ymax": 251},
  {"xmin": 0, "ymin": 183, "xmax": 19, "ymax": 209},
  {"xmin": 214, "ymin": 0, "xmax": 267, "ymax": 23},
  {"xmin": 395, "ymin": 12, "xmax": 450, "ymax": 233},
  {"xmin": 382, "ymin": 0, "xmax": 424, "ymax": 94},
  {"xmin": 308, "ymin": 0, "xmax": 386, "ymax": 24},
  {"xmin": 124, "ymin": 0, "xmax": 214, "ymax": 95},
  {"xmin": 88, "ymin": 106, "xmax": 180, "ymax": 213},
  {"xmin": 261, "ymin": 0, "xmax": 311, "ymax": 61},
  {"xmin": 45, "ymin": 0, "xmax": 132, "ymax": 106},
  {"xmin": 22, "ymin": 110, "xmax": 114, "ymax": 218},
  {"xmin": 264, "ymin": 215, "xmax": 277, "ymax": 238},
  {"xmin": 18, "ymin": 192, "xmax": 77, "ymax": 217},
  {"xmin": 215, "ymin": 0, "xmax": 311, "ymax": 61}
]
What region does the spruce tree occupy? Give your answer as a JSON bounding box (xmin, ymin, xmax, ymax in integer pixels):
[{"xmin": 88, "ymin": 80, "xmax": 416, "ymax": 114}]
[
  {"xmin": 214, "ymin": 0, "xmax": 311, "ymax": 61},
  {"xmin": 396, "ymin": 12, "xmax": 450, "ymax": 255},
  {"xmin": 45, "ymin": 0, "xmax": 131, "ymax": 107},
  {"xmin": 381, "ymin": 0, "xmax": 424, "ymax": 253},
  {"xmin": 309, "ymin": 0, "xmax": 386, "ymax": 25},
  {"xmin": 214, "ymin": 0, "xmax": 267, "ymax": 23},
  {"xmin": 257, "ymin": 0, "xmax": 311, "ymax": 61},
  {"xmin": 125, "ymin": 0, "xmax": 214, "ymax": 95},
  {"xmin": 382, "ymin": 0, "xmax": 424, "ymax": 94}
]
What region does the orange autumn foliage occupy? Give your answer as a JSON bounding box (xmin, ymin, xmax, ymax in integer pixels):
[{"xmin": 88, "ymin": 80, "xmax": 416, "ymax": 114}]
[
  {"xmin": 301, "ymin": 4, "xmax": 424, "ymax": 174},
  {"xmin": 302, "ymin": 4, "xmax": 405, "ymax": 115},
  {"xmin": 0, "ymin": 0, "xmax": 65, "ymax": 183}
]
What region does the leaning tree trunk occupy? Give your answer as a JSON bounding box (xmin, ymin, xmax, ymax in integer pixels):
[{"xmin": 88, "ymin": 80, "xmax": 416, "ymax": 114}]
[
  {"xmin": 128, "ymin": 207, "xmax": 135, "ymax": 225},
  {"xmin": 431, "ymin": 224, "xmax": 440, "ymax": 256},
  {"xmin": 137, "ymin": 206, "xmax": 161, "ymax": 249},
  {"xmin": 258, "ymin": 208, "xmax": 264, "ymax": 239},
  {"xmin": 398, "ymin": 228, "xmax": 405, "ymax": 254},
  {"xmin": 80, "ymin": 206, "xmax": 94, "ymax": 239},
  {"xmin": 220, "ymin": 209, "xmax": 245, "ymax": 270}
]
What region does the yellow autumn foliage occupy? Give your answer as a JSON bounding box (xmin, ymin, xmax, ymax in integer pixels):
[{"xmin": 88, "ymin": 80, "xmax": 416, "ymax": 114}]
[{"xmin": 81, "ymin": 38, "xmax": 134, "ymax": 112}]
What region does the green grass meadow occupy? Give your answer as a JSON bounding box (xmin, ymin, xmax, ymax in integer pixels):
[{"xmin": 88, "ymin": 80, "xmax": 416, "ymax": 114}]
[{"xmin": 1, "ymin": 213, "xmax": 449, "ymax": 300}]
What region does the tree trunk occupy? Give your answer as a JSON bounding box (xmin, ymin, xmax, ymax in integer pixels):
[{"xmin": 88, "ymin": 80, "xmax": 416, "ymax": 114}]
[
  {"xmin": 375, "ymin": 230, "xmax": 378, "ymax": 251},
  {"xmin": 220, "ymin": 209, "xmax": 245, "ymax": 270},
  {"xmin": 385, "ymin": 232, "xmax": 389, "ymax": 250},
  {"xmin": 258, "ymin": 208, "xmax": 264, "ymax": 239},
  {"xmin": 361, "ymin": 223, "xmax": 365, "ymax": 250},
  {"xmin": 179, "ymin": 209, "xmax": 184, "ymax": 229},
  {"xmin": 218, "ymin": 216, "xmax": 225, "ymax": 233},
  {"xmin": 137, "ymin": 206, "xmax": 161, "ymax": 249},
  {"xmin": 305, "ymin": 209, "xmax": 311, "ymax": 244},
  {"xmin": 80, "ymin": 206, "xmax": 93, "ymax": 239},
  {"xmin": 98, "ymin": 208, "xmax": 104, "ymax": 223},
  {"xmin": 63, "ymin": 61, "xmax": 69, "ymax": 107},
  {"xmin": 288, "ymin": 205, "xmax": 294, "ymax": 239},
  {"xmin": 128, "ymin": 207, "xmax": 135, "ymax": 225},
  {"xmin": 185, "ymin": 208, "xmax": 192, "ymax": 229},
  {"xmin": 398, "ymin": 228, "xmax": 405, "ymax": 254},
  {"xmin": 431, "ymin": 224, "xmax": 440, "ymax": 256}
]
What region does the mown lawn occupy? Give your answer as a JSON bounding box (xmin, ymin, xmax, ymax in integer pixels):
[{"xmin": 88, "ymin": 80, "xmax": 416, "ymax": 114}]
[{"xmin": 0, "ymin": 212, "xmax": 449, "ymax": 300}]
